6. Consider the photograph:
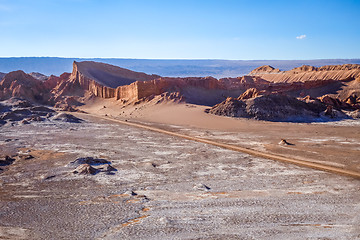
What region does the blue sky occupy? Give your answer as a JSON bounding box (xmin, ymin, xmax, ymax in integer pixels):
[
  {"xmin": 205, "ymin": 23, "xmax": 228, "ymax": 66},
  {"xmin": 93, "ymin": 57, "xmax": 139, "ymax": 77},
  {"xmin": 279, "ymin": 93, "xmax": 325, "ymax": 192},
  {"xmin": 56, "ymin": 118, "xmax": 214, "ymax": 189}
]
[{"xmin": 0, "ymin": 0, "xmax": 359, "ymax": 59}]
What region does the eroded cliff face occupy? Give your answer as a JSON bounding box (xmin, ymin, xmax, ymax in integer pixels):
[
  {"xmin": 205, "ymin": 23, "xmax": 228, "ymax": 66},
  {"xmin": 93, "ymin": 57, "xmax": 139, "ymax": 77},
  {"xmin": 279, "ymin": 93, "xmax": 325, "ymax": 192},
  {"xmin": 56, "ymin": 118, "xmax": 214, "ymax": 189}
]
[
  {"xmin": 53, "ymin": 61, "xmax": 163, "ymax": 101},
  {"xmin": 249, "ymin": 64, "xmax": 360, "ymax": 83},
  {"xmin": 52, "ymin": 62, "xmax": 360, "ymax": 107},
  {"xmin": 112, "ymin": 76, "xmax": 270, "ymax": 105},
  {"xmin": 53, "ymin": 62, "xmax": 116, "ymax": 99}
]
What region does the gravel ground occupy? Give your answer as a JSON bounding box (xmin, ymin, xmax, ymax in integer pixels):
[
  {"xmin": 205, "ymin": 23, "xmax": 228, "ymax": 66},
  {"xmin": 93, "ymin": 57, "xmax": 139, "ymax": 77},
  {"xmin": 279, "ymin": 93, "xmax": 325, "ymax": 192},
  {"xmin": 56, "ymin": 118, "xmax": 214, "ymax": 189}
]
[{"xmin": 0, "ymin": 116, "xmax": 360, "ymax": 239}]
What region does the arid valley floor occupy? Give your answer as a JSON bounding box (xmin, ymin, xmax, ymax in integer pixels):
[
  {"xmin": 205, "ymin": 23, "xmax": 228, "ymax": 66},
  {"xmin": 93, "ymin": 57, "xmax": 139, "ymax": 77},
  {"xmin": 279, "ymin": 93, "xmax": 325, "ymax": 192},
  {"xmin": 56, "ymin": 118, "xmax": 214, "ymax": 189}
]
[{"xmin": 1, "ymin": 109, "xmax": 360, "ymax": 239}]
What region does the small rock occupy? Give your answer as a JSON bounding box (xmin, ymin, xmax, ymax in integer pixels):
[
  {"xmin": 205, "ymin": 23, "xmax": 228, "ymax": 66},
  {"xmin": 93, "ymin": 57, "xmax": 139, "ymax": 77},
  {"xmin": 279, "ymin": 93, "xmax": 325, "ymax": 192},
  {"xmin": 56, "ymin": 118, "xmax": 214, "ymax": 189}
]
[
  {"xmin": 124, "ymin": 190, "xmax": 138, "ymax": 196},
  {"xmin": 73, "ymin": 164, "xmax": 98, "ymax": 175},
  {"xmin": 143, "ymin": 162, "xmax": 157, "ymax": 169},
  {"xmin": 21, "ymin": 119, "xmax": 30, "ymax": 125},
  {"xmin": 193, "ymin": 183, "xmax": 211, "ymax": 191},
  {"xmin": 44, "ymin": 175, "xmax": 56, "ymax": 180},
  {"xmin": 279, "ymin": 139, "xmax": 294, "ymax": 146}
]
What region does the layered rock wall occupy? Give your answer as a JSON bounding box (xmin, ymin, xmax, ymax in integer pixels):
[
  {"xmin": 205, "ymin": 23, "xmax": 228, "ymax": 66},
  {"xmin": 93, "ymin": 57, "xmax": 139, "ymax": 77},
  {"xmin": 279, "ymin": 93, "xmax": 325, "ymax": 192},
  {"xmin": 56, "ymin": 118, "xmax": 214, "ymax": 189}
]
[{"xmin": 249, "ymin": 64, "xmax": 360, "ymax": 83}]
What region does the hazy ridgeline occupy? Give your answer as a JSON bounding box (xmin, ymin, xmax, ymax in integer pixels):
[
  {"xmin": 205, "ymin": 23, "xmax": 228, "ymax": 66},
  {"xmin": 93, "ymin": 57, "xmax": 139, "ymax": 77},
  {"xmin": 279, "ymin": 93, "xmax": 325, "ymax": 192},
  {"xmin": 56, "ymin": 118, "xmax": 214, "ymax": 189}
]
[{"xmin": 1, "ymin": 57, "xmax": 360, "ymax": 78}]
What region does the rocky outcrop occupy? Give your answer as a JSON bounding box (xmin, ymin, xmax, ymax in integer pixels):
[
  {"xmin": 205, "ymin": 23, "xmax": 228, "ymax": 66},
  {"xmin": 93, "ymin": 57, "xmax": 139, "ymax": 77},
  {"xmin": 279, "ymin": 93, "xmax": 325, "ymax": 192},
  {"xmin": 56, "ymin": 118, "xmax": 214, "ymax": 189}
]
[
  {"xmin": 73, "ymin": 164, "xmax": 98, "ymax": 175},
  {"xmin": 0, "ymin": 98, "xmax": 52, "ymax": 125},
  {"xmin": 0, "ymin": 97, "xmax": 85, "ymax": 126},
  {"xmin": 249, "ymin": 65, "xmax": 281, "ymax": 75},
  {"xmin": 114, "ymin": 76, "xmax": 227, "ymax": 105},
  {"xmin": 0, "ymin": 71, "xmax": 50, "ymax": 103},
  {"xmin": 125, "ymin": 76, "xmax": 220, "ymax": 99},
  {"xmin": 51, "ymin": 113, "xmax": 83, "ymax": 123},
  {"xmin": 318, "ymin": 95, "xmax": 350, "ymax": 109},
  {"xmin": 209, "ymin": 94, "xmax": 330, "ymax": 122},
  {"xmin": 29, "ymin": 72, "xmax": 48, "ymax": 81},
  {"xmin": 113, "ymin": 75, "xmax": 273, "ymax": 105},
  {"xmin": 69, "ymin": 157, "xmax": 116, "ymax": 175},
  {"xmin": 237, "ymin": 88, "xmax": 268, "ymax": 100},
  {"xmin": 74, "ymin": 61, "xmax": 160, "ymax": 88},
  {"xmin": 52, "ymin": 61, "xmax": 161, "ymax": 100},
  {"xmin": 44, "ymin": 73, "xmax": 70, "ymax": 90},
  {"xmin": 69, "ymin": 157, "xmax": 110, "ymax": 166}
]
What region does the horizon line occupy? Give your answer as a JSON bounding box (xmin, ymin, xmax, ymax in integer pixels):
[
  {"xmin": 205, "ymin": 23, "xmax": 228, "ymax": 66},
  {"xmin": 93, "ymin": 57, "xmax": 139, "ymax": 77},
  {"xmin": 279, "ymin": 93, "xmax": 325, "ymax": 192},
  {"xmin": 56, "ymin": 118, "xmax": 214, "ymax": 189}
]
[{"xmin": 0, "ymin": 56, "xmax": 360, "ymax": 61}]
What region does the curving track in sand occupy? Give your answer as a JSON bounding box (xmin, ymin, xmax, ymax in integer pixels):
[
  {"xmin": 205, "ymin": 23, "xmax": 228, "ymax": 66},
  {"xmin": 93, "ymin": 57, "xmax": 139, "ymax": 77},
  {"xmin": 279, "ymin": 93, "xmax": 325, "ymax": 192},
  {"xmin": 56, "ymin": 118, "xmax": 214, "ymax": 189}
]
[{"xmin": 88, "ymin": 114, "xmax": 360, "ymax": 180}]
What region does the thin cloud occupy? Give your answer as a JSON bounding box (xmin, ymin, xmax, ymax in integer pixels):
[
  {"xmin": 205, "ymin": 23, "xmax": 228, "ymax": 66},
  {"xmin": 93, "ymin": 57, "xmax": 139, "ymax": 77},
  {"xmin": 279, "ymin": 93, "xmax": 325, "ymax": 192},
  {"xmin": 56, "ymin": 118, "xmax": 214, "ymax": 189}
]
[{"xmin": 296, "ymin": 34, "xmax": 306, "ymax": 40}]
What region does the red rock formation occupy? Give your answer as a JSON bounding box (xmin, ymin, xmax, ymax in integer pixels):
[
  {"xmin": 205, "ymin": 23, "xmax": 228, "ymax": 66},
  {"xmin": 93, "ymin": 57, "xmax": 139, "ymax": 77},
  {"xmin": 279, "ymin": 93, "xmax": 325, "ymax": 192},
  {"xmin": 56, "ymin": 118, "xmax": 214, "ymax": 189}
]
[
  {"xmin": 74, "ymin": 61, "xmax": 160, "ymax": 88},
  {"xmin": 2, "ymin": 61, "xmax": 360, "ymax": 112},
  {"xmin": 237, "ymin": 88, "xmax": 268, "ymax": 100},
  {"xmin": 219, "ymin": 76, "xmax": 270, "ymax": 90},
  {"xmin": 29, "ymin": 72, "xmax": 48, "ymax": 81},
  {"xmin": 44, "ymin": 73, "xmax": 70, "ymax": 90},
  {"xmin": 53, "ymin": 61, "xmax": 161, "ymax": 100},
  {"xmin": 318, "ymin": 95, "xmax": 352, "ymax": 109},
  {"xmin": 52, "ymin": 62, "xmax": 360, "ymax": 108},
  {"xmin": 249, "ymin": 64, "xmax": 360, "ymax": 83},
  {"xmin": 0, "ymin": 70, "xmax": 48, "ymax": 102},
  {"xmin": 249, "ymin": 65, "xmax": 281, "ymax": 75},
  {"xmin": 114, "ymin": 76, "xmax": 221, "ymax": 102}
]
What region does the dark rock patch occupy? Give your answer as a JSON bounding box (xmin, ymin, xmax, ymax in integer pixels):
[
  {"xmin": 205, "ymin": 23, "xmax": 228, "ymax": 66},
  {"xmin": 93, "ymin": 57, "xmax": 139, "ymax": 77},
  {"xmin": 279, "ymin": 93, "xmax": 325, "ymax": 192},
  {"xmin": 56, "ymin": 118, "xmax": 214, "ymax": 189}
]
[
  {"xmin": 279, "ymin": 139, "xmax": 294, "ymax": 146},
  {"xmin": 106, "ymin": 165, "xmax": 117, "ymax": 172},
  {"xmin": 52, "ymin": 113, "xmax": 83, "ymax": 123},
  {"xmin": 208, "ymin": 94, "xmax": 352, "ymax": 122},
  {"xmin": 30, "ymin": 106, "xmax": 55, "ymax": 113},
  {"xmin": 0, "ymin": 156, "xmax": 16, "ymax": 166},
  {"xmin": 194, "ymin": 183, "xmax": 211, "ymax": 191},
  {"xmin": 69, "ymin": 157, "xmax": 110, "ymax": 166}
]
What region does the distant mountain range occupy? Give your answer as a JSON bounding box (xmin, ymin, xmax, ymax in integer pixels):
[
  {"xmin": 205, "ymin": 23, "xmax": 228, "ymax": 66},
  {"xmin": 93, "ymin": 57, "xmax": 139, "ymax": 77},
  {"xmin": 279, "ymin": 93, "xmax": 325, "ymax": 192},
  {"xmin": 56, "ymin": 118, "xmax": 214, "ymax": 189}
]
[{"xmin": 1, "ymin": 57, "xmax": 360, "ymax": 78}]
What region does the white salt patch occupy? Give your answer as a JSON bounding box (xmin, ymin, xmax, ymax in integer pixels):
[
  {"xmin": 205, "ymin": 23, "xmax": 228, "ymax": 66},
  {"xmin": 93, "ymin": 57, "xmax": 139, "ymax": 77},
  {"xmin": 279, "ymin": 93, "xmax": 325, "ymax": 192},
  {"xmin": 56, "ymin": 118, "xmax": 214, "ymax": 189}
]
[{"xmin": 153, "ymin": 150, "xmax": 178, "ymax": 155}]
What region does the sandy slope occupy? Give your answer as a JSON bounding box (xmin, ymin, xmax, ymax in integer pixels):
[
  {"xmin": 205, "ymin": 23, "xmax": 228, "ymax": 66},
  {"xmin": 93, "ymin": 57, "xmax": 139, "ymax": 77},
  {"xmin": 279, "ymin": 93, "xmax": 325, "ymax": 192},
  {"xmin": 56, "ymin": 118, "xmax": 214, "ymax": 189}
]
[{"xmin": 80, "ymin": 99, "xmax": 360, "ymax": 173}]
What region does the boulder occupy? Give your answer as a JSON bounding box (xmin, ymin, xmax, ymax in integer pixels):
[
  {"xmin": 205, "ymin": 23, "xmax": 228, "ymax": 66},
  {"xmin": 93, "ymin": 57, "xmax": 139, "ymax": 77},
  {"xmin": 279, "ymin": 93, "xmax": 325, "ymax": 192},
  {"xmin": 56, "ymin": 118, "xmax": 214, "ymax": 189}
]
[{"xmin": 73, "ymin": 164, "xmax": 98, "ymax": 175}]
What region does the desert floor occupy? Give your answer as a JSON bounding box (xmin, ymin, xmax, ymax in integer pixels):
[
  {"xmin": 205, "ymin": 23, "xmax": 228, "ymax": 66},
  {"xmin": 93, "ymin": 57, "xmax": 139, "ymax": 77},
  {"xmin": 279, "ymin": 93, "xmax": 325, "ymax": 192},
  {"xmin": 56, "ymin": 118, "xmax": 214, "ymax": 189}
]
[
  {"xmin": 81, "ymin": 99, "xmax": 360, "ymax": 173},
  {"xmin": 1, "ymin": 105, "xmax": 360, "ymax": 239}
]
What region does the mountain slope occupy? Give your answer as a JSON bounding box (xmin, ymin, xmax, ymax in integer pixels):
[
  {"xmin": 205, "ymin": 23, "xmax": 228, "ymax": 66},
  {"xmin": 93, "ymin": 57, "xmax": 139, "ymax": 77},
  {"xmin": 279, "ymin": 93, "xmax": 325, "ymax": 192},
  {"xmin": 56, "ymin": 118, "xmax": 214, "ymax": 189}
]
[{"xmin": 73, "ymin": 61, "xmax": 160, "ymax": 88}]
